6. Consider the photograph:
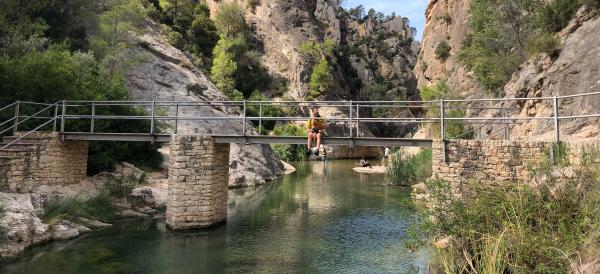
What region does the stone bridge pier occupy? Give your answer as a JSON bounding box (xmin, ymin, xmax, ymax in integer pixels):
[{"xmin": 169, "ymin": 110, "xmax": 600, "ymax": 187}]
[
  {"xmin": 0, "ymin": 132, "xmax": 88, "ymax": 192},
  {"xmin": 166, "ymin": 135, "xmax": 230, "ymax": 230}
]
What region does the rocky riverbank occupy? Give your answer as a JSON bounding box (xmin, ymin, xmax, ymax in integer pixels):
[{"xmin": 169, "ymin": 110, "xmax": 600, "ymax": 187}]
[{"xmin": 0, "ymin": 163, "xmax": 166, "ymax": 258}]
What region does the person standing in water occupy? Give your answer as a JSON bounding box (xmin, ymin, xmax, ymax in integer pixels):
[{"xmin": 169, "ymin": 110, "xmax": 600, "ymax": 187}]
[{"xmin": 306, "ymin": 106, "xmax": 327, "ymax": 156}]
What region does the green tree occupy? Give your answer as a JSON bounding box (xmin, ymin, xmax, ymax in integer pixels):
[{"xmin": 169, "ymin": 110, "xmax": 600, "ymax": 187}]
[
  {"xmin": 90, "ymin": 0, "xmax": 146, "ymax": 78},
  {"xmin": 348, "ymin": 5, "xmax": 365, "ymax": 21},
  {"xmin": 211, "ymin": 38, "xmax": 242, "ymax": 100},
  {"xmin": 214, "ymin": 3, "xmax": 246, "ymax": 37},
  {"xmin": 187, "ymin": 11, "xmax": 219, "ymax": 59},
  {"xmin": 308, "ymin": 58, "xmax": 333, "ymax": 99}
]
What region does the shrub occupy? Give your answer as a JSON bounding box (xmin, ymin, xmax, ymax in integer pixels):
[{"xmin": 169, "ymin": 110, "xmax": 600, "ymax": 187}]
[
  {"xmin": 167, "ymin": 30, "xmax": 185, "ymax": 49},
  {"xmin": 271, "ymin": 124, "xmax": 307, "ymax": 162},
  {"xmin": 411, "ymin": 156, "xmax": 600, "ymax": 273},
  {"xmin": 387, "ymin": 149, "xmax": 432, "ymax": 186},
  {"xmin": 537, "ymin": 0, "xmax": 582, "ymax": 32},
  {"xmin": 435, "ymin": 41, "xmax": 451, "ymax": 62},
  {"xmin": 526, "ymin": 33, "xmax": 560, "ymax": 56},
  {"xmin": 103, "ymin": 174, "xmax": 144, "ymax": 198}
]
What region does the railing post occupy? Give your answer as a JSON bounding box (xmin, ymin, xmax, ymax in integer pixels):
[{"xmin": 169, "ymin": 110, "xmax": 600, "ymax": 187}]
[
  {"xmin": 553, "ymin": 96, "xmax": 560, "ymax": 142},
  {"xmin": 13, "ymin": 100, "xmax": 20, "ymax": 134},
  {"xmin": 440, "ymin": 99, "xmax": 447, "ymax": 163},
  {"xmin": 258, "ymin": 102, "xmax": 262, "ymax": 135},
  {"xmin": 53, "ymin": 103, "xmax": 58, "ymax": 132},
  {"xmin": 349, "ymin": 100, "xmax": 353, "ymax": 138},
  {"xmin": 355, "ymin": 103, "xmax": 360, "ymax": 138},
  {"xmin": 440, "ymin": 99, "xmax": 446, "ymax": 140},
  {"xmin": 242, "ymin": 100, "xmax": 247, "ymax": 136},
  {"xmin": 174, "ymin": 102, "xmax": 179, "ymax": 135},
  {"xmin": 503, "ymin": 107, "xmax": 509, "ymax": 140},
  {"xmin": 150, "ymin": 100, "xmax": 156, "ymax": 134},
  {"xmin": 90, "ymin": 103, "xmax": 95, "ymax": 133},
  {"xmin": 60, "ymin": 100, "xmax": 66, "ymax": 134}
]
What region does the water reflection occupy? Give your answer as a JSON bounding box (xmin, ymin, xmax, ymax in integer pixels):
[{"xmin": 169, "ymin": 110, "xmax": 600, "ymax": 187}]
[{"xmin": 1, "ymin": 160, "xmax": 430, "ymax": 274}]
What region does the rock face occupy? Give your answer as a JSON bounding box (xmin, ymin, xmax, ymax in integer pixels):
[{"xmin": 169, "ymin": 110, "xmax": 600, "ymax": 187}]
[
  {"xmin": 126, "ymin": 19, "xmax": 284, "ymax": 187},
  {"xmin": 206, "ymin": 0, "xmax": 419, "ymax": 126},
  {"xmin": 342, "ymin": 15, "xmax": 419, "ymax": 101},
  {"xmin": 485, "ymin": 7, "xmax": 600, "ymax": 140},
  {"xmin": 416, "ymin": 2, "xmax": 600, "ymax": 142},
  {"xmin": 414, "ymin": 0, "xmax": 479, "ymax": 97}
]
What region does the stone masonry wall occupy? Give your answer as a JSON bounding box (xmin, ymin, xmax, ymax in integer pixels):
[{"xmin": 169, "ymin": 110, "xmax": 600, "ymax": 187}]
[
  {"xmin": 2, "ymin": 132, "xmax": 88, "ymax": 192},
  {"xmin": 432, "ymin": 139, "xmax": 600, "ymax": 189},
  {"xmin": 166, "ymin": 135, "xmax": 230, "ymax": 230}
]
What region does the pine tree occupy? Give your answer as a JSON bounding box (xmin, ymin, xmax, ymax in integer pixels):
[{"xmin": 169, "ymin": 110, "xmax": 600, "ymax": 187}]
[
  {"xmin": 211, "ymin": 37, "xmax": 242, "ymax": 100},
  {"xmin": 308, "ymin": 58, "xmax": 333, "ymax": 98}
]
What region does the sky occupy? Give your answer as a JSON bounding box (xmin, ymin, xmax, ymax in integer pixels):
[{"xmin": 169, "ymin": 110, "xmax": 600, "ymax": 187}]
[{"xmin": 343, "ymin": 0, "xmax": 429, "ymax": 41}]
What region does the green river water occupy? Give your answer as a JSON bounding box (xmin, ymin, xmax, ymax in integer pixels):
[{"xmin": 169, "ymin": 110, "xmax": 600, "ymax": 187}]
[{"xmin": 1, "ymin": 160, "xmax": 431, "ymax": 274}]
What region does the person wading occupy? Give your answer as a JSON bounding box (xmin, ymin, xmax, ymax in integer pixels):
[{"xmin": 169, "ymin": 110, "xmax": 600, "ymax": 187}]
[{"xmin": 306, "ymin": 106, "xmax": 327, "ymax": 156}]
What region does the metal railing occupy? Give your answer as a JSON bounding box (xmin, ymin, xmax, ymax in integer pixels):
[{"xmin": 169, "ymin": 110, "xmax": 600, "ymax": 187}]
[{"xmin": 0, "ymin": 91, "xmax": 600, "ymax": 149}]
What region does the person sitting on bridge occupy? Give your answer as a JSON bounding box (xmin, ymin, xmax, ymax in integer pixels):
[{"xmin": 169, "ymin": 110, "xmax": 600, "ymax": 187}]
[{"xmin": 306, "ymin": 106, "xmax": 327, "ymax": 156}]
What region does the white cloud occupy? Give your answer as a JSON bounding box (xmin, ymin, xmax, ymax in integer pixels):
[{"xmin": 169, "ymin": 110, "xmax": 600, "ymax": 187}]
[{"xmin": 343, "ymin": 0, "xmax": 428, "ymax": 40}]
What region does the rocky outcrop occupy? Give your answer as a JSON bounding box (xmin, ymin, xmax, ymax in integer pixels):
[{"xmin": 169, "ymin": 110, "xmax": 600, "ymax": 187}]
[
  {"xmin": 342, "ymin": 16, "xmax": 419, "ymax": 101},
  {"xmin": 414, "ymin": 0, "xmax": 480, "ymax": 98},
  {"xmin": 0, "ymin": 193, "xmax": 50, "ymax": 257},
  {"xmin": 127, "ymin": 19, "xmax": 284, "ymax": 187}
]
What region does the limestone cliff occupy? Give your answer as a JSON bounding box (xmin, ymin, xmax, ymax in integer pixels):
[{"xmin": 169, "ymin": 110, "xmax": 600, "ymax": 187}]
[
  {"xmin": 127, "ymin": 19, "xmax": 284, "ymax": 188},
  {"xmin": 414, "ymin": 0, "xmax": 479, "ymax": 98},
  {"xmin": 206, "ymin": 0, "xmax": 418, "ymax": 102},
  {"xmin": 416, "ymin": 1, "xmax": 600, "ymax": 141}
]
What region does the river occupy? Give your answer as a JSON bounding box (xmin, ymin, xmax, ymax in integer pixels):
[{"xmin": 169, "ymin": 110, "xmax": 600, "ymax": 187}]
[{"xmin": 1, "ymin": 160, "xmax": 431, "ymax": 273}]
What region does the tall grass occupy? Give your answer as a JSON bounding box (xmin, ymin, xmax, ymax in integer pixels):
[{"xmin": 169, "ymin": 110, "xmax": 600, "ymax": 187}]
[
  {"xmin": 387, "ymin": 149, "xmax": 432, "ymax": 186},
  {"xmin": 41, "ymin": 192, "xmax": 114, "ymax": 224},
  {"xmin": 413, "ymin": 159, "xmax": 600, "ymax": 273}
]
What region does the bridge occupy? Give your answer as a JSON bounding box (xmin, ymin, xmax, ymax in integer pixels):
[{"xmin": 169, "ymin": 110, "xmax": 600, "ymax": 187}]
[{"xmin": 1, "ymin": 92, "xmax": 599, "ymax": 230}]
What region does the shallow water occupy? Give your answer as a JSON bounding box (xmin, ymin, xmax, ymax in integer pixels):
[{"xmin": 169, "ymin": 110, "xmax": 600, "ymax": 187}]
[{"xmin": 1, "ymin": 160, "xmax": 430, "ymax": 274}]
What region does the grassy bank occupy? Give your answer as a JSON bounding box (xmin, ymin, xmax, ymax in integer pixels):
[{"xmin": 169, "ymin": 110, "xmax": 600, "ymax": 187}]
[
  {"xmin": 387, "ymin": 149, "xmax": 432, "ymax": 186},
  {"xmin": 409, "ymin": 155, "xmax": 600, "ymax": 273},
  {"xmin": 41, "ymin": 174, "xmax": 143, "ymax": 224},
  {"xmin": 41, "ymin": 192, "xmax": 114, "ymax": 224}
]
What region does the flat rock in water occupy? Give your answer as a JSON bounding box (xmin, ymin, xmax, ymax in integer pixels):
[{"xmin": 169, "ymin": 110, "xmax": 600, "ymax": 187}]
[
  {"xmin": 117, "ymin": 209, "xmax": 149, "ymax": 219},
  {"xmin": 352, "ymin": 166, "xmax": 387, "ymax": 174},
  {"xmin": 77, "ymin": 217, "xmax": 112, "ymax": 229}
]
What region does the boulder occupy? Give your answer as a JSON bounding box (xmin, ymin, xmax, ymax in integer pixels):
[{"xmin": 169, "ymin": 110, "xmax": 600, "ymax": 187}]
[
  {"xmin": 128, "ymin": 187, "xmax": 156, "ymax": 209},
  {"xmin": 411, "ymin": 182, "xmax": 428, "ymax": 194},
  {"xmin": 51, "ymin": 220, "xmax": 81, "ymax": 241},
  {"xmin": 0, "ymin": 193, "xmax": 51, "ymax": 257},
  {"xmin": 114, "ymin": 162, "xmax": 145, "ymax": 183}
]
